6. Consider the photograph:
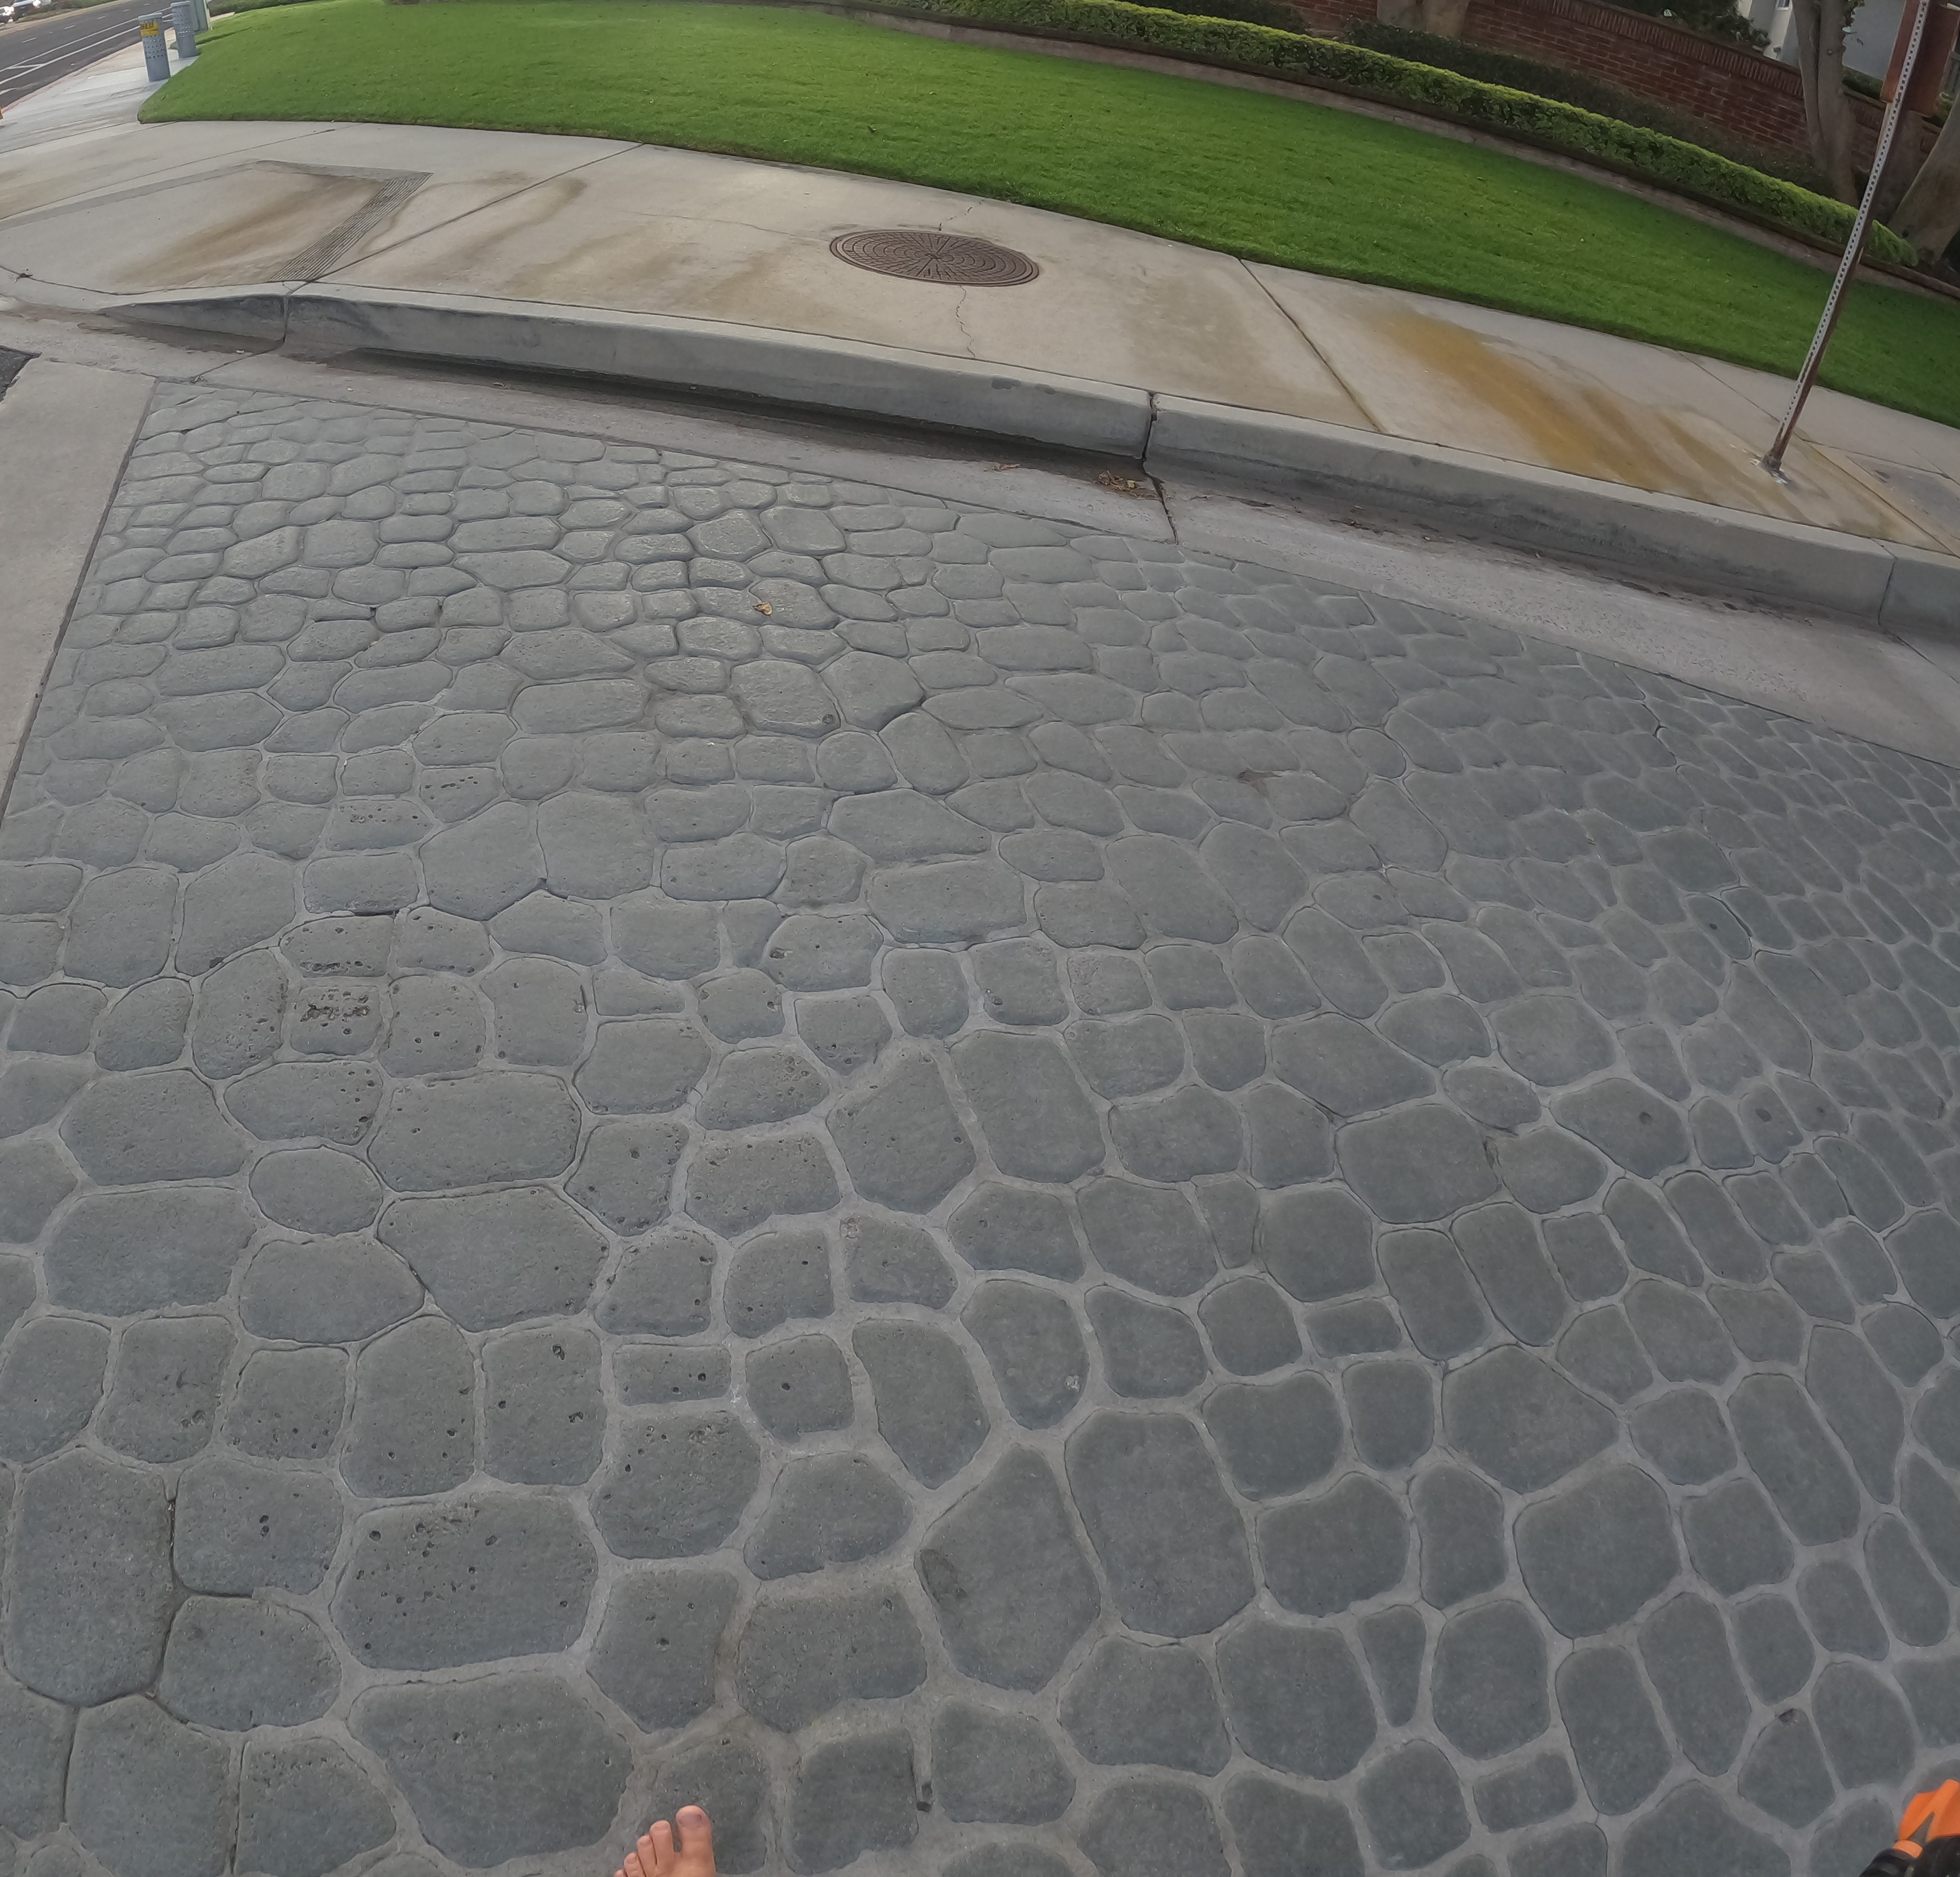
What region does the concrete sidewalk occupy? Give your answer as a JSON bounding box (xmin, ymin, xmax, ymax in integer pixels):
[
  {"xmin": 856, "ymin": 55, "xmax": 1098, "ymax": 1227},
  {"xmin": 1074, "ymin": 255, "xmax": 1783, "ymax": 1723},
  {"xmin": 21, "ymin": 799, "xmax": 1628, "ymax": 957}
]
[{"xmin": 3, "ymin": 38, "xmax": 1960, "ymax": 620}]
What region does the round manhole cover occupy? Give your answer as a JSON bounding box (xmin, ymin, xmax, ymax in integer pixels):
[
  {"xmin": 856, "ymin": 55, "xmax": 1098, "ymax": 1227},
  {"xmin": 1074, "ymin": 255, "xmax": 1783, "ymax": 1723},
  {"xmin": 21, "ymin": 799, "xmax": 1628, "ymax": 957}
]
[{"xmin": 829, "ymin": 228, "xmax": 1040, "ymax": 287}]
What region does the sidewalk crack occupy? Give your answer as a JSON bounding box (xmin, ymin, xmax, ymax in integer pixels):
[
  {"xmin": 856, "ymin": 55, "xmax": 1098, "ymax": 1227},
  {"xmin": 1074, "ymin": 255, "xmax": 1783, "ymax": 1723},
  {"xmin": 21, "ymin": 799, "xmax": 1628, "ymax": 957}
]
[{"xmin": 949, "ymin": 283, "xmax": 978, "ymax": 358}]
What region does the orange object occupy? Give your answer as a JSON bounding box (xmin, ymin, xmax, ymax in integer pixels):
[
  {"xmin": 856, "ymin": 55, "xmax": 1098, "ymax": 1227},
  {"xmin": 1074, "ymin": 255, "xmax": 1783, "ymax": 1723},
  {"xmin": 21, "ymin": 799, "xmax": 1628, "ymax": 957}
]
[{"xmin": 1897, "ymin": 1781, "xmax": 1960, "ymax": 1853}]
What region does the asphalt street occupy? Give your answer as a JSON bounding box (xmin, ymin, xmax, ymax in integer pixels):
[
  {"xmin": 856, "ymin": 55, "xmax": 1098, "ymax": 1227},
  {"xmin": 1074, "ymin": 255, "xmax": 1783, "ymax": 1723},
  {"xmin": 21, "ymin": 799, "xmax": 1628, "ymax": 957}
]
[{"xmin": 0, "ymin": 0, "xmax": 150, "ymax": 110}]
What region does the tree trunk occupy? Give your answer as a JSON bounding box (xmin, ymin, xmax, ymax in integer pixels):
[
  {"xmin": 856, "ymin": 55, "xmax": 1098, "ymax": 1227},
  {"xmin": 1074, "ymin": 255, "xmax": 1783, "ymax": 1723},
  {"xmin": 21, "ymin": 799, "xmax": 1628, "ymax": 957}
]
[
  {"xmin": 1872, "ymin": 111, "xmax": 1929, "ymax": 224},
  {"xmin": 1793, "ymin": 0, "xmax": 1858, "ymax": 199},
  {"xmin": 1892, "ymin": 98, "xmax": 1960, "ymax": 260}
]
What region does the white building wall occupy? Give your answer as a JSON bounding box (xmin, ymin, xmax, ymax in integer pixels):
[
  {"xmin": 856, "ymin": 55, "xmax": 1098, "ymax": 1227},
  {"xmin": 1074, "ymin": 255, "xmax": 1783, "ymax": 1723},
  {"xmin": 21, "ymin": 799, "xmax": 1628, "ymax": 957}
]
[{"xmin": 1844, "ymin": 0, "xmax": 1903, "ymax": 78}]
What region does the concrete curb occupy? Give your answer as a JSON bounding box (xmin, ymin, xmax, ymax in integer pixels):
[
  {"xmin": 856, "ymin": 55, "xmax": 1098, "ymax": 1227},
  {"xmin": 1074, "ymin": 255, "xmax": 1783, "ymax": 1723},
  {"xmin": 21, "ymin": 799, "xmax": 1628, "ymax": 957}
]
[
  {"xmin": 1146, "ymin": 395, "xmax": 1956, "ymax": 631},
  {"xmin": 108, "ymin": 282, "xmax": 1960, "ymax": 628},
  {"xmin": 109, "ymin": 283, "xmax": 1153, "ymax": 457}
]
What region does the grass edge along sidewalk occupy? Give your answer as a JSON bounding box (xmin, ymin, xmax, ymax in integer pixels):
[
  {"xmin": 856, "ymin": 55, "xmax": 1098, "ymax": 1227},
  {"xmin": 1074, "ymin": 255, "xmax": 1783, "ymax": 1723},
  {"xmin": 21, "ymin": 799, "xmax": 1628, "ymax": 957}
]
[{"xmin": 144, "ymin": 0, "xmax": 1960, "ymax": 429}]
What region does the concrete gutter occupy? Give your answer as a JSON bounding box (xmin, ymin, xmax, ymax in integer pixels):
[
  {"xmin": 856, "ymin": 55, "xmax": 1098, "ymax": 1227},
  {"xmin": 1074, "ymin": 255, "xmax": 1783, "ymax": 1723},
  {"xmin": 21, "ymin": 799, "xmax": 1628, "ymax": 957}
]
[{"xmin": 109, "ymin": 282, "xmax": 1960, "ymax": 629}]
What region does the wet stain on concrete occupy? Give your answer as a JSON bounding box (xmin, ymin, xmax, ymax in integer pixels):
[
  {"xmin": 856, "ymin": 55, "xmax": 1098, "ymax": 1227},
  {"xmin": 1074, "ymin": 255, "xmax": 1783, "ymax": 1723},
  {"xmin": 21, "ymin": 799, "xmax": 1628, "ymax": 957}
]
[
  {"xmin": 1370, "ymin": 307, "xmax": 1938, "ymax": 545},
  {"xmin": 10, "ymin": 164, "xmax": 383, "ymax": 290}
]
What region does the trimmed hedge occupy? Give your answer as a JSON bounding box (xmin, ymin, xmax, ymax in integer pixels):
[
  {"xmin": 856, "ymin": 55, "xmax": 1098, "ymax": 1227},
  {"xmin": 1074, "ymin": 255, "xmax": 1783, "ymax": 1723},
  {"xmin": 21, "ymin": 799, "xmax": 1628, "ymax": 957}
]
[
  {"xmin": 1344, "ymin": 17, "xmax": 1817, "ymax": 184},
  {"xmin": 894, "ymin": 0, "xmax": 1917, "ymax": 261}
]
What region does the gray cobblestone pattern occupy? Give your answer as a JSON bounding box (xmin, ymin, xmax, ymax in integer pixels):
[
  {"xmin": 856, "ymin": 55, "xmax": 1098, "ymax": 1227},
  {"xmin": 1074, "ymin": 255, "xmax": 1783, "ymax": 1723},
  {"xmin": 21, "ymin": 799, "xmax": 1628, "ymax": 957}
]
[{"xmin": 2, "ymin": 384, "xmax": 1960, "ymax": 1877}]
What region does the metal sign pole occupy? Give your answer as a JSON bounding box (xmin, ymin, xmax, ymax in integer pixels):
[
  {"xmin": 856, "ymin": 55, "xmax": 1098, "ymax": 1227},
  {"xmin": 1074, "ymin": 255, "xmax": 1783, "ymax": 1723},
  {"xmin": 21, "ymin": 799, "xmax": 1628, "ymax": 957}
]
[{"xmin": 1762, "ymin": 0, "xmax": 1934, "ymax": 477}]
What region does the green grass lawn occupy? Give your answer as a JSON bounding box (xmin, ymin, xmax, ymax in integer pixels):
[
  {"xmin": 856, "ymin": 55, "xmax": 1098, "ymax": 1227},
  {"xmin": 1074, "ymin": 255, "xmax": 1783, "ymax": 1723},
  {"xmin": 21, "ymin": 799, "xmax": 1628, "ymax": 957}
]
[{"xmin": 147, "ymin": 0, "xmax": 1960, "ymax": 428}]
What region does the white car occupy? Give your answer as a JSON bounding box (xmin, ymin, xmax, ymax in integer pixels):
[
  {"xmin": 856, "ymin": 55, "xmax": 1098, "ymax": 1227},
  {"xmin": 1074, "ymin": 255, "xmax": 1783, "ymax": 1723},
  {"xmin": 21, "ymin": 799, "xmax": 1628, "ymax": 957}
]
[{"xmin": 0, "ymin": 0, "xmax": 54, "ymax": 22}]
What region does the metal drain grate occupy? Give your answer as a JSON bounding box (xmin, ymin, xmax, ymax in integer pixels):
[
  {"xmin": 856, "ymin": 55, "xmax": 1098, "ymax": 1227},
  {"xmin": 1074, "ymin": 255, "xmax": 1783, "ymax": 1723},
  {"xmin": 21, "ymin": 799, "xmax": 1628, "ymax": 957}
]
[{"xmin": 829, "ymin": 228, "xmax": 1040, "ymax": 287}]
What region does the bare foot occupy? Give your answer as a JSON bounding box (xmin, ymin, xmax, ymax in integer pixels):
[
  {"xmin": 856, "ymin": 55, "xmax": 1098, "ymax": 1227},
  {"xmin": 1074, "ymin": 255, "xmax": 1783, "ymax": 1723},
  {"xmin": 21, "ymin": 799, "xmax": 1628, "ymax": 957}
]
[{"xmin": 615, "ymin": 1806, "xmax": 716, "ymax": 1877}]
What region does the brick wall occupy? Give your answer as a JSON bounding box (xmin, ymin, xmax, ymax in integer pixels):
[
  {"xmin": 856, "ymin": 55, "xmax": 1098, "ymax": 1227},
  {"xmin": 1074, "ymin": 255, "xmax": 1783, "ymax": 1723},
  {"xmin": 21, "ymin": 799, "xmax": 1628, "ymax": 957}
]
[
  {"xmin": 1279, "ymin": 0, "xmax": 1372, "ymax": 33},
  {"xmin": 1274, "ymin": 0, "xmax": 1930, "ymax": 166}
]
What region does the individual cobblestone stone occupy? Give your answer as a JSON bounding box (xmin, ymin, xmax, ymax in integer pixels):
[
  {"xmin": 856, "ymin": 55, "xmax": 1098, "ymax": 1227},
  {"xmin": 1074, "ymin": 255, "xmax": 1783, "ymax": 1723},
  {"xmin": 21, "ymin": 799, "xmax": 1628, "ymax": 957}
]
[
  {"xmin": 484, "ymin": 1325, "xmax": 604, "ymax": 1484},
  {"xmin": 686, "ymin": 1133, "xmax": 839, "ymax": 1233},
  {"xmin": 1517, "ymin": 1463, "xmax": 1680, "ymax": 1636},
  {"xmin": 1060, "ymin": 1637, "xmax": 1231, "ymax": 1773},
  {"xmin": 1076, "ymin": 1777, "xmax": 1228, "ymax": 1877},
  {"xmin": 380, "ymin": 1186, "xmax": 603, "ymax": 1327},
  {"xmin": 963, "ymin": 1280, "xmax": 1088, "ymax": 1426},
  {"xmin": 174, "ymin": 1450, "xmax": 343, "ymax": 1594},
  {"xmin": 62, "ymin": 1066, "xmax": 248, "ymax": 1183},
  {"xmin": 788, "ymin": 1725, "xmax": 919, "ymax": 1871},
  {"xmin": 855, "ymin": 1318, "xmax": 988, "ymax": 1485},
  {"xmin": 1558, "ymin": 1645, "xmax": 1671, "ymax": 1815},
  {"xmin": 587, "ymin": 1567, "xmax": 738, "ymax": 1728},
  {"xmin": 1204, "ymin": 1372, "xmax": 1343, "ymax": 1499},
  {"xmin": 726, "ymin": 1229, "xmax": 834, "ymax": 1337},
  {"xmin": 593, "ymin": 1409, "xmax": 760, "ymax": 1558},
  {"xmin": 1640, "ymin": 1592, "xmax": 1749, "ymax": 1776},
  {"xmin": 1737, "ymin": 1707, "xmax": 1836, "ymax": 1827},
  {"xmin": 98, "ymin": 1314, "xmax": 230, "ymax": 1462},
  {"xmin": 933, "ymin": 1701, "xmax": 1074, "ymax": 1823},
  {"xmin": 353, "ymin": 1674, "xmax": 629, "ymax": 1868},
  {"xmin": 158, "ymin": 1594, "xmax": 340, "ymax": 1729},
  {"xmin": 747, "ymin": 1333, "xmax": 855, "ymax": 1441},
  {"xmin": 920, "ymin": 1447, "xmax": 1100, "ymax": 1688},
  {"xmin": 1379, "ymin": 1227, "xmax": 1491, "ymax": 1357},
  {"xmin": 746, "ymin": 1452, "xmax": 910, "ymax": 1579},
  {"xmin": 1684, "ymin": 1478, "xmax": 1796, "ymax": 1597},
  {"xmin": 239, "ymin": 1232, "xmax": 423, "ymax": 1343},
  {"xmin": 68, "ymin": 1696, "xmax": 232, "ymax": 1877},
  {"xmin": 1430, "ymin": 1599, "xmax": 1550, "ymax": 1760},
  {"xmin": 1088, "ymin": 1285, "xmax": 1207, "ymax": 1397},
  {"xmin": 1414, "ymin": 1464, "xmax": 1508, "ymax": 1607},
  {"xmin": 1443, "ymin": 1347, "xmax": 1615, "ymax": 1491},
  {"xmin": 1630, "ymin": 1387, "xmax": 1736, "ymax": 1484},
  {"xmin": 1359, "ymin": 1740, "xmax": 1470, "ymax": 1869},
  {"xmin": 0, "ymin": 1316, "xmax": 107, "ymax": 1462},
  {"xmin": 92, "ymin": 975, "xmax": 191, "ymax": 1068},
  {"xmin": 843, "ymin": 1212, "xmax": 956, "ymax": 1305},
  {"xmin": 226, "ymin": 1346, "xmax": 348, "ymax": 1461},
  {"xmin": 1814, "ymin": 1660, "xmax": 1915, "ymax": 1787},
  {"xmin": 949, "ymin": 1183, "xmax": 1083, "ymax": 1278},
  {"xmin": 235, "ymin": 1737, "xmax": 395, "ymax": 1877},
  {"xmin": 734, "ymin": 1580, "xmax": 928, "ymax": 1728},
  {"xmin": 1216, "ymin": 1617, "xmax": 1375, "ymax": 1778},
  {"xmin": 336, "ymin": 1492, "xmax": 597, "ymax": 1668},
  {"xmin": 370, "ymin": 1071, "xmax": 578, "ymax": 1188},
  {"xmin": 342, "ymin": 1315, "xmax": 477, "ymax": 1495},
  {"xmin": 953, "ymin": 1031, "xmax": 1103, "ymax": 1182},
  {"xmin": 829, "ymin": 1052, "xmax": 974, "ymax": 1209},
  {"xmin": 1730, "ymin": 1372, "xmax": 1862, "ymax": 1543},
  {"xmin": 1068, "ymin": 1411, "xmax": 1253, "ymax": 1636},
  {"xmin": 0, "ymin": 1665, "xmax": 72, "ymax": 1839},
  {"xmin": 1800, "ymin": 1558, "xmax": 1889, "ymax": 1658},
  {"xmin": 1735, "ymin": 1594, "xmax": 1814, "ymax": 1703},
  {"xmin": 598, "ymin": 1224, "xmax": 717, "ymax": 1334},
  {"xmin": 1475, "ymin": 1754, "xmax": 1577, "ymax": 1834},
  {"xmin": 1261, "ymin": 1473, "xmax": 1408, "ymax": 1616},
  {"xmin": 1225, "ymin": 1779, "xmax": 1364, "ymax": 1877}
]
